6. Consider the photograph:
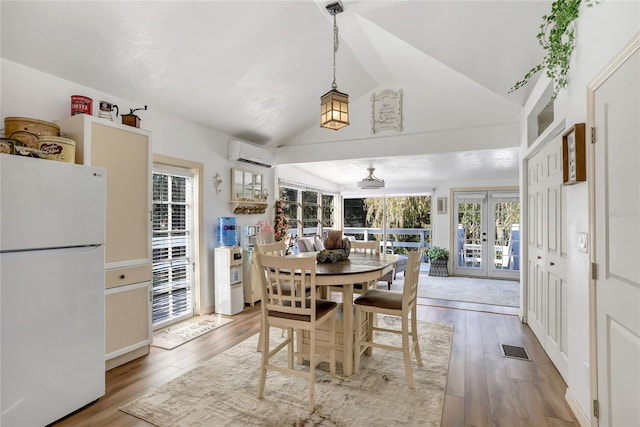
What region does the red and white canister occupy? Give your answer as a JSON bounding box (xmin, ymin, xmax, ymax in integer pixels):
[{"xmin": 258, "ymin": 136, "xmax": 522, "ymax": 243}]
[{"xmin": 70, "ymin": 95, "xmax": 93, "ymax": 116}]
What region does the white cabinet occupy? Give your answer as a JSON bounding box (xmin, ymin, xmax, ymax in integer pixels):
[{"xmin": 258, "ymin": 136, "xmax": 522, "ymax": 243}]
[
  {"xmin": 214, "ymin": 247, "xmax": 244, "ymax": 315},
  {"xmin": 56, "ymin": 115, "xmax": 152, "ymax": 370},
  {"xmin": 242, "ymin": 250, "xmax": 261, "ymax": 305}
]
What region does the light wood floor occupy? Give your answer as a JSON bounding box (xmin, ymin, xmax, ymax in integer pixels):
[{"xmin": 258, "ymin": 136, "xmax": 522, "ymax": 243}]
[{"xmin": 53, "ymin": 298, "xmax": 579, "ymax": 427}]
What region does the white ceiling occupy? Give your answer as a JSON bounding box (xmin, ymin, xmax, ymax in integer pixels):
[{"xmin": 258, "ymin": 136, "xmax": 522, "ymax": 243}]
[
  {"xmin": 285, "ymin": 146, "xmax": 521, "ymax": 196},
  {"xmin": 1, "ymin": 1, "xmax": 548, "ymax": 189}
]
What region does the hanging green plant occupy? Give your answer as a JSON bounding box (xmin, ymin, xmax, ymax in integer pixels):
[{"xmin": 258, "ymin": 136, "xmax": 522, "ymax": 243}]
[{"xmin": 510, "ymin": 0, "xmax": 598, "ymax": 100}]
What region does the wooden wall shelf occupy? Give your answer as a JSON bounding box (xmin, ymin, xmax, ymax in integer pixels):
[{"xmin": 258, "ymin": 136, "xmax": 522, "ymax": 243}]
[
  {"xmin": 230, "ymin": 201, "xmax": 268, "ymax": 214},
  {"xmin": 230, "ymin": 167, "xmax": 268, "ymax": 214}
]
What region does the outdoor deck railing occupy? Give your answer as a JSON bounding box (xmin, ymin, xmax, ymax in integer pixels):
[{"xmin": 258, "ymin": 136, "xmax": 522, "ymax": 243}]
[
  {"xmin": 343, "ymin": 227, "xmax": 431, "ymax": 254},
  {"xmin": 292, "ymin": 226, "xmax": 431, "ymax": 256}
]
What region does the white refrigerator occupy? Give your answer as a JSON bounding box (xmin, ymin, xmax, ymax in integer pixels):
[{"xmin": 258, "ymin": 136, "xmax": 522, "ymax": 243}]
[{"xmin": 0, "ymin": 154, "xmax": 106, "ymax": 426}]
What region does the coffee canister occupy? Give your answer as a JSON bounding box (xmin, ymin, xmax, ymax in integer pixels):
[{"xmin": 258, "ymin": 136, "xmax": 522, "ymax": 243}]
[
  {"xmin": 71, "ymin": 95, "xmax": 93, "ymax": 115},
  {"xmin": 38, "ymin": 136, "xmax": 76, "ymax": 163},
  {"xmin": 217, "ymin": 217, "xmax": 237, "ymax": 246}
]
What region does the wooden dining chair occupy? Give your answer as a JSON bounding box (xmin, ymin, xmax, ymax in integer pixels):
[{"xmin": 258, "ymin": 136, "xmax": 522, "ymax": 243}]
[
  {"xmin": 254, "ymin": 253, "xmax": 337, "ymax": 411},
  {"xmin": 255, "ymin": 240, "xmax": 287, "ymax": 257},
  {"xmin": 353, "ymin": 249, "xmax": 424, "ymax": 388},
  {"xmin": 351, "ymin": 239, "xmax": 379, "ymax": 254},
  {"xmin": 329, "ymin": 239, "xmax": 380, "ymax": 297},
  {"xmin": 253, "ymin": 241, "xmax": 288, "ymax": 351}
]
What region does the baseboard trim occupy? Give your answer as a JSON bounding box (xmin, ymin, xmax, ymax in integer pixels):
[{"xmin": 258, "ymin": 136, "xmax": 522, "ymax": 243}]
[
  {"xmin": 565, "ymin": 388, "xmax": 590, "ymax": 427},
  {"xmin": 105, "ymin": 345, "xmax": 150, "ymax": 371}
]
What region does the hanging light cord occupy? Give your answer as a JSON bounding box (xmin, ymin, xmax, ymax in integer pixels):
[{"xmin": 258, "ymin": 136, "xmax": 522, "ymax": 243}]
[{"xmin": 332, "ymin": 10, "xmax": 339, "ymax": 89}]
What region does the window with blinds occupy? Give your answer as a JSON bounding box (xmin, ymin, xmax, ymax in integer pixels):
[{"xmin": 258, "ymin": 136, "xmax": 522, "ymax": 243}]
[{"xmin": 152, "ymin": 168, "xmax": 194, "ymax": 327}]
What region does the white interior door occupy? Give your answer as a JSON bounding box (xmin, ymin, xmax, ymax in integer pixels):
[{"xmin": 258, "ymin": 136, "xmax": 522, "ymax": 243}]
[
  {"xmin": 526, "ymin": 137, "xmax": 568, "ymax": 380},
  {"xmin": 591, "ymin": 37, "xmax": 640, "ymax": 427}
]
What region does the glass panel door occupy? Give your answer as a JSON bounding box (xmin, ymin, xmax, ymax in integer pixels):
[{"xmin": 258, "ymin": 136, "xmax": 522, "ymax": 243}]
[
  {"xmin": 489, "ymin": 193, "xmax": 520, "ymax": 279},
  {"xmin": 454, "ymin": 191, "xmax": 520, "ymax": 279},
  {"xmin": 152, "ymin": 166, "xmax": 195, "ymax": 328},
  {"xmin": 454, "ymin": 193, "xmax": 487, "ymax": 276}
]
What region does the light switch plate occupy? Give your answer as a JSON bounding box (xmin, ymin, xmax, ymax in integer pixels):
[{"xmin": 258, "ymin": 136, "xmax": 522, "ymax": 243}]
[{"xmin": 577, "ymin": 232, "xmax": 588, "ymax": 253}]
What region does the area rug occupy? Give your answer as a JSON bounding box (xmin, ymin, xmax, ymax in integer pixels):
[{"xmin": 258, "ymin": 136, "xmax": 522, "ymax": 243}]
[
  {"xmin": 121, "ymin": 319, "xmax": 453, "ymax": 426},
  {"xmin": 388, "ymin": 273, "xmax": 520, "ymax": 307},
  {"xmin": 151, "ymin": 314, "xmax": 234, "ymax": 350}
]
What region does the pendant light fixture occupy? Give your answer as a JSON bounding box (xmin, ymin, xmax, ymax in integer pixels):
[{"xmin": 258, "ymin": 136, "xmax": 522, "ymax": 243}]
[
  {"xmin": 320, "ymin": 2, "xmax": 349, "ymax": 130},
  {"xmin": 357, "ymin": 167, "xmax": 385, "ymax": 189}
]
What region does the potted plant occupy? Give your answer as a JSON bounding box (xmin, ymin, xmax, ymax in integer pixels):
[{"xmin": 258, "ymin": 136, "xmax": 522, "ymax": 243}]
[{"xmin": 428, "ymin": 246, "xmax": 450, "ymax": 277}]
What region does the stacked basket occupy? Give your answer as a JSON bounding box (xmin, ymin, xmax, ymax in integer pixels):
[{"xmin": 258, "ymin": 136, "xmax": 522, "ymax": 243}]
[{"xmin": 2, "ymin": 116, "xmax": 75, "ymax": 163}]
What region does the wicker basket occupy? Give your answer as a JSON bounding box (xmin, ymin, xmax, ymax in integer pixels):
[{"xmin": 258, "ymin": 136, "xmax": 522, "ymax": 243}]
[{"xmin": 4, "ymin": 116, "xmax": 60, "ymax": 149}]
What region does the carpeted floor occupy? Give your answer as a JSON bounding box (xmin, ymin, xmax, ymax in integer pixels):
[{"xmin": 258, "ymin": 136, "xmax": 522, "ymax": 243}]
[
  {"xmin": 151, "ymin": 314, "xmax": 234, "ymax": 350},
  {"xmin": 121, "ymin": 319, "xmax": 453, "ymax": 426},
  {"xmin": 386, "ymin": 271, "xmax": 520, "ymax": 307}
]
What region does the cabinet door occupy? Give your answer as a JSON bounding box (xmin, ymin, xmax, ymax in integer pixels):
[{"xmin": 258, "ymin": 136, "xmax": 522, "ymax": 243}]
[
  {"xmin": 91, "ymin": 123, "xmax": 150, "ymax": 267},
  {"xmin": 105, "ymin": 282, "xmax": 151, "ymax": 357}
]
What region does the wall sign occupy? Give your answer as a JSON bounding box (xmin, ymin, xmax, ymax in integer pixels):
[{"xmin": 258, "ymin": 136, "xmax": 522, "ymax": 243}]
[
  {"xmin": 371, "ymin": 89, "xmax": 403, "ymax": 134},
  {"xmin": 562, "ymin": 123, "xmax": 586, "ymax": 185}
]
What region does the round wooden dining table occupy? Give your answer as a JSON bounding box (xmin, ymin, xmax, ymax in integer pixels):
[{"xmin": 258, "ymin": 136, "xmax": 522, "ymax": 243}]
[{"xmin": 289, "ymin": 251, "xmax": 399, "ymax": 376}]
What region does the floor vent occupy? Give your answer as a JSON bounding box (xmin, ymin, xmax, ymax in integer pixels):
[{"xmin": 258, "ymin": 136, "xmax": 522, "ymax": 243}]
[{"xmin": 501, "ymin": 344, "xmax": 530, "ymax": 361}]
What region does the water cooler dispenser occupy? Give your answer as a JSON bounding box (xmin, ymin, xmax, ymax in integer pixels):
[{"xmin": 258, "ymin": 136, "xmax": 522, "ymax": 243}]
[{"xmin": 214, "ymin": 217, "xmax": 244, "ymax": 315}]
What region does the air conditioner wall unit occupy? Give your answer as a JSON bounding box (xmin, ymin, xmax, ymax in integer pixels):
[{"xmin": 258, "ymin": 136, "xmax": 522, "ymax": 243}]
[{"xmin": 227, "ymin": 139, "xmax": 275, "ymax": 168}]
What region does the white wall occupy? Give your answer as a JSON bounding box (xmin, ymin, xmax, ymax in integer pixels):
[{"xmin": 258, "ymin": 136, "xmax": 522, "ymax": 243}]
[
  {"xmin": 275, "ymin": 164, "xmax": 342, "ymax": 193},
  {"xmin": 519, "ymin": 1, "xmax": 639, "ymax": 421},
  {"xmin": 0, "ymin": 59, "xmax": 275, "ymax": 312}
]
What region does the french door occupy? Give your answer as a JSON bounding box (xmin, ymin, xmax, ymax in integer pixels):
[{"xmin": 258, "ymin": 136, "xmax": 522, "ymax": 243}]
[
  {"xmin": 152, "ymin": 166, "xmax": 195, "ymax": 328},
  {"xmin": 453, "ymin": 191, "xmax": 520, "ymax": 279}
]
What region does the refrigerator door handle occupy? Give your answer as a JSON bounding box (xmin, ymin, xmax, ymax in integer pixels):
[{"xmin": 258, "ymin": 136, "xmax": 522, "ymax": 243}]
[{"xmin": 0, "ymin": 244, "xmax": 102, "ymax": 255}]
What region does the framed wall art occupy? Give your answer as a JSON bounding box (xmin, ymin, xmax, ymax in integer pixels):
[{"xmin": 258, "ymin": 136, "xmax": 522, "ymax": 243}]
[
  {"xmin": 371, "ymin": 89, "xmax": 403, "ymax": 134},
  {"xmin": 562, "ymin": 123, "xmax": 586, "ymax": 185}
]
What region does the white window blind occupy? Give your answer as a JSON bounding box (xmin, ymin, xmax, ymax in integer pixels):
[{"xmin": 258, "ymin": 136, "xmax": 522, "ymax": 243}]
[{"xmin": 152, "ymin": 166, "xmax": 194, "ymax": 327}]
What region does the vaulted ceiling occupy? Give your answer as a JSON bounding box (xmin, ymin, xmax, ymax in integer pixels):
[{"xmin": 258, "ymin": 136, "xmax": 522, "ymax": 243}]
[{"xmin": 1, "ymin": 1, "xmax": 549, "ymax": 189}]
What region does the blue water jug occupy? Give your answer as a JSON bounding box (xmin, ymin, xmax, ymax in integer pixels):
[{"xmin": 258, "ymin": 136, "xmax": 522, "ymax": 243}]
[{"xmin": 217, "ymin": 217, "xmax": 237, "ymax": 246}]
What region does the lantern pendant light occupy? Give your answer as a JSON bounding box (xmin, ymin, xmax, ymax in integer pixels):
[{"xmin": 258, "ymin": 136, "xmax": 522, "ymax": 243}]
[{"xmin": 320, "ymin": 2, "xmax": 349, "ymax": 130}]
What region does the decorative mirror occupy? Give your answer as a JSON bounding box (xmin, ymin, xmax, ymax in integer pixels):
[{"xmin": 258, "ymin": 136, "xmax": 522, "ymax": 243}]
[{"xmin": 230, "ymin": 168, "xmax": 268, "ymax": 214}]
